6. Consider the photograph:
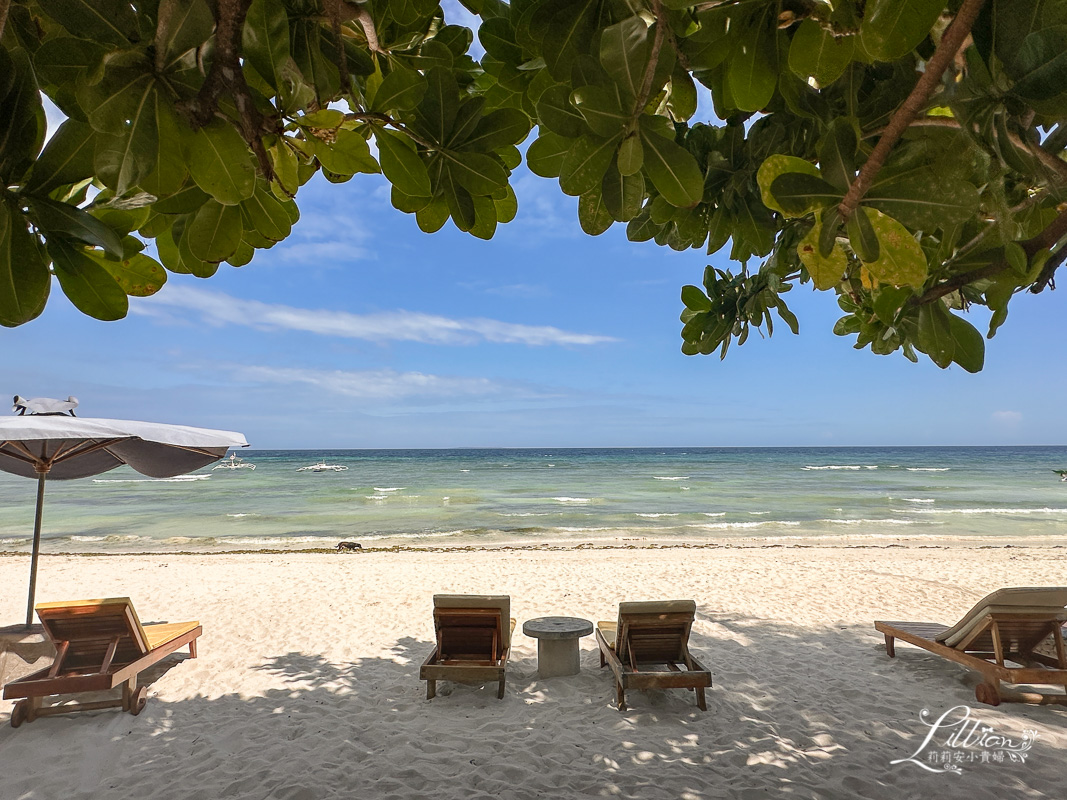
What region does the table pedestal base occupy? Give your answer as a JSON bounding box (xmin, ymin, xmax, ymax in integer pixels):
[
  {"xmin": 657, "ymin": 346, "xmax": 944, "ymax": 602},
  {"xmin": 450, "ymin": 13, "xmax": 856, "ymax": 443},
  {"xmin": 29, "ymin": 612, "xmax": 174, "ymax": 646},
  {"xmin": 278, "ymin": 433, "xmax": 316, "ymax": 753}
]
[{"xmin": 536, "ymin": 638, "xmax": 581, "ymax": 678}]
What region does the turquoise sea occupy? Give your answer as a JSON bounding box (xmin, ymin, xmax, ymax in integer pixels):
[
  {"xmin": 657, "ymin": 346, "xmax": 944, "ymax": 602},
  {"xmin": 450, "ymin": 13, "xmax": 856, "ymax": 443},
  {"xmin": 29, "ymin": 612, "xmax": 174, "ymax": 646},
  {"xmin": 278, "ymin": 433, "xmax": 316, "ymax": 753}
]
[{"xmin": 2, "ymin": 447, "xmax": 1067, "ymax": 553}]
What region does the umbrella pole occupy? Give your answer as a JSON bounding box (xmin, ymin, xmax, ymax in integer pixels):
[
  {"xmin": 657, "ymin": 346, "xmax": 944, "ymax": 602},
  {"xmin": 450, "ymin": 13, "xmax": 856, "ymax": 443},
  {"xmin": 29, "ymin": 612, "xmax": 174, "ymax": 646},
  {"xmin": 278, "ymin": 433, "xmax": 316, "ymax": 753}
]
[{"xmin": 25, "ymin": 469, "xmax": 47, "ymax": 628}]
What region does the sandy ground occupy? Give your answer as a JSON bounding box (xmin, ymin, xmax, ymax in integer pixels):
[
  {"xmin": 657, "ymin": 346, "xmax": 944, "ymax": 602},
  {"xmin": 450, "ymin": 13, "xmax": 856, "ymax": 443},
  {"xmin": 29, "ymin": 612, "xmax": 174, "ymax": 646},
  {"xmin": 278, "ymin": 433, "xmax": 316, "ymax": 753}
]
[{"xmin": 0, "ymin": 544, "xmax": 1065, "ymax": 799}]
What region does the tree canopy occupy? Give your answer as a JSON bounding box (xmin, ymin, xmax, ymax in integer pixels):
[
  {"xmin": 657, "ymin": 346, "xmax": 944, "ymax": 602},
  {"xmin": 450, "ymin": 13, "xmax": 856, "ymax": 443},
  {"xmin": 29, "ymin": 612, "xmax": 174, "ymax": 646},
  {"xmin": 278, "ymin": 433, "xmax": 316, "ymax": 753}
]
[{"xmin": 0, "ymin": 0, "xmax": 1065, "ymax": 372}]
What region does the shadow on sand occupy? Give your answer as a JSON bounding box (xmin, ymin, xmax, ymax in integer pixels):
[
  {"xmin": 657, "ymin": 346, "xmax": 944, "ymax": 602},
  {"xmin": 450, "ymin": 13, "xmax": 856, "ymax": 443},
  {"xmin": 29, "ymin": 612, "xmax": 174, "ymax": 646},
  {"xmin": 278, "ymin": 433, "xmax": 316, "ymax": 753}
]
[{"xmin": 0, "ymin": 612, "xmax": 1064, "ymax": 799}]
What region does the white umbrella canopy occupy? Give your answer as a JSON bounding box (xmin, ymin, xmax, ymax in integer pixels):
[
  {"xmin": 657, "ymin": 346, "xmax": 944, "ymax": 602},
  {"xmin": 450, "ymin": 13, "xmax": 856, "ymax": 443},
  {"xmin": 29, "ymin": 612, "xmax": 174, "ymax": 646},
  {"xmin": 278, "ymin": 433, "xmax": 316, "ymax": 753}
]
[{"xmin": 0, "ymin": 397, "xmax": 248, "ymax": 625}]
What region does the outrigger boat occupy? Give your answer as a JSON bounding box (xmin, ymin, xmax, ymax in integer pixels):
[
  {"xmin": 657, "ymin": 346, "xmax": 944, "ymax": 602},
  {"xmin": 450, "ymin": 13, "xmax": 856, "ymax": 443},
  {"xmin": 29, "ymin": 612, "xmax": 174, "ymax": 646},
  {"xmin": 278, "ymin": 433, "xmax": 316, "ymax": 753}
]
[
  {"xmin": 212, "ymin": 453, "xmax": 255, "ymax": 471},
  {"xmin": 297, "ymin": 460, "xmax": 348, "ymax": 473}
]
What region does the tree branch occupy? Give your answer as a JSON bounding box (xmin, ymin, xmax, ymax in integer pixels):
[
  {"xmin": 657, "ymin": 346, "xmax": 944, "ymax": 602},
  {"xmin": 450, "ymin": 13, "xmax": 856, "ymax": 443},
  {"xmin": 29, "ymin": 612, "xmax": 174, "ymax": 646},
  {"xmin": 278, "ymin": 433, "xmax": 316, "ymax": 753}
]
[
  {"xmin": 837, "ymin": 0, "xmax": 986, "ymax": 221},
  {"xmin": 154, "ymin": 0, "xmax": 177, "ymax": 72},
  {"xmin": 354, "ymin": 6, "xmax": 386, "ymax": 54},
  {"xmin": 178, "ymin": 0, "xmax": 275, "ymax": 181},
  {"xmin": 863, "ymin": 116, "xmax": 1067, "ymax": 184},
  {"xmin": 633, "ymin": 1, "xmax": 669, "ymax": 118},
  {"xmin": 323, "ymin": 0, "xmax": 352, "ymax": 94},
  {"xmin": 345, "ymin": 111, "xmax": 435, "ymax": 150},
  {"xmin": 912, "ymin": 209, "xmax": 1067, "ymax": 305},
  {"xmin": 0, "ymin": 0, "xmax": 10, "ymax": 43}
]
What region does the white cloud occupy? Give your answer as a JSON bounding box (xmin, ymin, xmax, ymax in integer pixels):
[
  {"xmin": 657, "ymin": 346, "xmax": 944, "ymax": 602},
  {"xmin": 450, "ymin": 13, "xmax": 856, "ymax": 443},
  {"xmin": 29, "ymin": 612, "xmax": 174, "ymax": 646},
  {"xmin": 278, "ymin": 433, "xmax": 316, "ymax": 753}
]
[
  {"xmin": 269, "ymin": 210, "xmax": 375, "ymax": 264},
  {"xmin": 133, "ymin": 285, "xmax": 616, "ymax": 346},
  {"xmin": 235, "ymin": 365, "xmax": 502, "ymax": 400},
  {"xmin": 992, "ymin": 410, "xmax": 1023, "ymax": 424}
]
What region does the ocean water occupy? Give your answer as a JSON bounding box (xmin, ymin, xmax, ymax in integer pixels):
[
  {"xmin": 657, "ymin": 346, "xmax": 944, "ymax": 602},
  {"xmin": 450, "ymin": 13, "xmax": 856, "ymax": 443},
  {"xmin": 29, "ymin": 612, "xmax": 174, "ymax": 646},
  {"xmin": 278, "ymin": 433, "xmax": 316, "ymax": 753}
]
[{"xmin": 1, "ymin": 447, "xmax": 1067, "ymax": 553}]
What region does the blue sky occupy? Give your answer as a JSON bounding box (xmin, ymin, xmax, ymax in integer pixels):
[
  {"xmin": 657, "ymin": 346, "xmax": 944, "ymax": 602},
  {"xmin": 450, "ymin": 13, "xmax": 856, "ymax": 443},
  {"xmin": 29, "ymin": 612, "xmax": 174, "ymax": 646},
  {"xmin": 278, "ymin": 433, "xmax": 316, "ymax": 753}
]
[{"xmin": 7, "ymin": 8, "xmax": 1067, "ymax": 449}]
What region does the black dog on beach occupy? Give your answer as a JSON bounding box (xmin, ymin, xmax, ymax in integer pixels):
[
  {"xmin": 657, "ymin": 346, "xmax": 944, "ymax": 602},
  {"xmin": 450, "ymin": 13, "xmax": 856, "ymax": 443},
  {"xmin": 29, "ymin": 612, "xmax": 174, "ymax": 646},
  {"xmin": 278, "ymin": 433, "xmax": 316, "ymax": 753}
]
[{"xmin": 337, "ymin": 541, "xmax": 362, "ymax": 552}]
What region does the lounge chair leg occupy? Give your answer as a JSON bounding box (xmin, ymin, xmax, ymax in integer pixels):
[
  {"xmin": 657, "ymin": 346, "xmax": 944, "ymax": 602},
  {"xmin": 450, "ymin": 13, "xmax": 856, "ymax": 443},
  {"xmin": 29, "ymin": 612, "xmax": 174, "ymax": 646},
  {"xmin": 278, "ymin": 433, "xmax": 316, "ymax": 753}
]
[
  {"xmin": 695, "ymin": 687, "xmax": 707, "ymax": 711},
  {"xmin": 497, "ymin": 678, "xmax": 505, "ymax": 699},
  {"xmin": 976, "ymin": 682, "xmax": 1001, "ymax": 707},
  {"xmin": 883, "ymin": 634, "xmax": 895, "ymax": 658},
  {"xmin": 426, "ymin": 680, "xmax": 436, "ymax": 700},
  {"xmin": 11, "ymin": 699, "xmax": 29, "ymax": 728},
  {"xmin": 599, "ymin": 650, "xmax": 605, "ymax": 668},
  {"xmin": 189, "ymin": 638, "xmax": 198, "ymax": 659}
]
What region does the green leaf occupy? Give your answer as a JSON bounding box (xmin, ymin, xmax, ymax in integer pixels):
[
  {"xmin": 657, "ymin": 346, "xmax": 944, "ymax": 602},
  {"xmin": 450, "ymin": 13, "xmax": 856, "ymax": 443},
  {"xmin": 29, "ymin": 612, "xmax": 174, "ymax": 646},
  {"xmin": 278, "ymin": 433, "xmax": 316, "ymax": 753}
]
[
  {"xmin": 617, "ymin": 134, "xmax": 643, "ymax": 176},
  {"xmin": 599, "ymin": 16, "xmax": 649, "ymax": 102},
  {"xmin": 442, "ymin": 151, "xmax": 507, "ymax": 196},
  {"xmin": 668, "ymin": 64, "xmax": 698, "ymax": 121},
  {"xmin": 1008, "ymin": 27, "xmax": 1067, "ymax": 103},
  {"xmin": 560, "ymin": 134, "xmax": 619, "ymax": 197},
  {"xmin": 418, "ymin": 68, "xmax": 460, "ymax": 145},
  {"xmin": 270, "ymin": 141, "xmax": 300, "ymax": 197},
  {"xmin": 372, "ymin": 67, "xmax": 427, "ymax": 113},
  {"xmin": 470, "ymin": 195, "xmax": 498, "ymax": 240},
  {"xmin": 578, "ymin": 189, "xmax": 613, "ymax": 235},
  {"xmin": 865, "ymin": 172, "xmax": 980, "ymax": 231},
  {"xmin": 726, "ymin": 7, "xmax": 778, "ymax": 112},
  {"xmin": 178, "ymin": 222, "xmax": 220, "ymax": 278},
  {"xmin": 187, "ymin": 201, "xmax": 243, "ymax": 263},
  {"xmin": 24, "ymin": 119, "xmax": 96, "ymax": 194},
  {"xmin": 27, "ymin": 197, "xmax": 124, "ymax": 257},
  {"xmin": 756, "ymin": 155, "xmax": 821, "ymax": 215},
  {"xmin": 153, "ymin": 184, "xmax": 211, "ymax": 215},
  {"xmin": 681, "ymin": 284, "xmax": 712, "ymax": 312},
  {"xmin": 873, "ymin": 286, "xmax": 913, "ymax": 325},
  {"xmin": 441, "ymin": 166, "xmax": 476, "ymax": 231},
  {"xmin": 846, "ymin": 207, "xmax": 880, "ymax": 263},
  {"xmin": 36, "ymin": 0, "xmax": 137, "ymax": 47},
  {"xmin": 49, "ymin": 239, "xmax": 128, "ymax": 320},
  {"xmin": 458, "ymin": 108, "xmax": 532, "ymax": 151},
  {"xmin": 797, "ymin": 216, "xmax": 848, "ymax": 290},
  {"xmin": 788, "ymin": 20, "xmax": 854, "ymax": 87},
  {"xmin": 917, "ymin": 302, "xmax": 954, "ymax": 369},
  {"xmin": 32, "ymin": 36, "xmax": 106, "ymax": 87},
  {"xmin": 570, "ymin": 85, "xmax": 628, "ymax": 138},
  {"xmin": 639, "ymin": 126, "xmax": 703, "ymax": 208},
  {"xmin": 88, "ymin": 251, "xmax": 166, "ymax": 297},
  {"xmin": 859, "ymin": 0, "xmax": 944, "ymax": 60},
  {"xmin": 0, "ymin": 49, "xmax": 44, "ymax": 184},
  {"xmin": 416, "ymin": 196, "xmax": 450, "ymax": 233},
  {"xmin": 376, "ymin": 130, "xmax": 432, "ymax": 197},
  {"xmin": 243, "ymin": 0, "xmax": 291, "ymax": 93},
  {"xmin": 818, "ymin": 119, "xmax": 857, "ymax": 193},
  {"xmin": 863, "ymin": 209, "xmax": 929, "ymax": 287},
  {"xmin": 948, "ymin": 315, "xmax": 985, "ymax": 372},
  {"xmin": 0, "ymin": 202, "xmax": 50, "ymax": 327},
  {"xmin": 495, "ymin": 184, "xmax": 518, "ymax": 224},
  {"xmin": 527, "ymin": 132, "xmax": 573, "ymax": 178},
  {"xmin": 537, "ymin": 84, "xmax": 586, "ymax": 138},
  {"xmin": 185, "ymin": 122, "xmax": 256, "ymax": 205},
  {"xmin": 162, "ymin": 0, "xmax": 214, "ymax": 66},
  {"xmin": 139, "ymin": 100, "xmax": 188, "ymax": 199},
  {"xmin": 240, "ymin": 186, "xmax": 293, "ymax": 242},
  {"xmin": 227, "ymin": 241, "xmax": 255, "ymax": 267},
  {"xmin": 542, "ymin": 0, "xmax": 597, "ymax": 81},
  {"xmin": 602, "ymin": 165, "xmax": 644, "ymax": 222},
  {"xmin": 769, "ymin": 173, "xmax": 841, "ymax": 216}
]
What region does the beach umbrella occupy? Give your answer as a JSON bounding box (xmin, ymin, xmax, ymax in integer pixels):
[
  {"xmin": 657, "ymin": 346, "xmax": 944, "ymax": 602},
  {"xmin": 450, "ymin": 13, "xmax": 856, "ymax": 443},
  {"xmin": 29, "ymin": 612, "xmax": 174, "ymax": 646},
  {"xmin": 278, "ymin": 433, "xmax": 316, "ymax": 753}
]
[{"xmin": 0, "ymin": 396, "xmax": 248, "ymax": 626}]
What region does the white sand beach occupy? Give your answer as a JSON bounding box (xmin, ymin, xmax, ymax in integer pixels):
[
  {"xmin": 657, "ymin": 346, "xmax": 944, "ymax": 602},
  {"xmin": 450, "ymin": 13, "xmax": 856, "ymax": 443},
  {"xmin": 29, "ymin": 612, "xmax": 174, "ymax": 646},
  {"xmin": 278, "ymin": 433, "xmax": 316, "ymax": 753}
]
[{"xmin": 1, "ymin": 544, "xmax": 1065, "ymax": 799}]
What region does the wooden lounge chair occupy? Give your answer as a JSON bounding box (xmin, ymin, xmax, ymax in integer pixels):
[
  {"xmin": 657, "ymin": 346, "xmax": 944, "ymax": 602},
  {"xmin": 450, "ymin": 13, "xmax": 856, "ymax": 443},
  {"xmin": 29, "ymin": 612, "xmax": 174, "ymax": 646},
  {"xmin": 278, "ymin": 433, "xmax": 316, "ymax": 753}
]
[
  {"xmin": 875, "ymin": 587, "xmax": 1067, "ymax": 706},
  {"xmin": 3, "ymin": 598, "xmax": 202, "ymax": 726},
  {"xmin": 419, "ymin": 594, "xmax": 514, "ymax": 700},
  {"xmin": 595, "ymin": 600, "xmax": 712, "ymax": 711}
]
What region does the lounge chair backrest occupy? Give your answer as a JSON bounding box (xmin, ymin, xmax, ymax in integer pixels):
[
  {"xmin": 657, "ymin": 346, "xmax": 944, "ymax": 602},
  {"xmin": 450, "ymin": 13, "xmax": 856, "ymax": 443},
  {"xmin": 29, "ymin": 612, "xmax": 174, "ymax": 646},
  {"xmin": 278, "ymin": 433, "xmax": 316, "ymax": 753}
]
[
  {"xmin": 35, "ymin": 598, "xmax": 150, "ymax": 670},
  {"xmin": 433, "ymin": 594, "xmax": 511, "ymax": 661},
  {"xmin": 616, "ymin": 600, "xmax": 697, "ymax": 664},
  {"xmin": 936, "ymin": 587, "xmax": 1067, "ymax": 647}
]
